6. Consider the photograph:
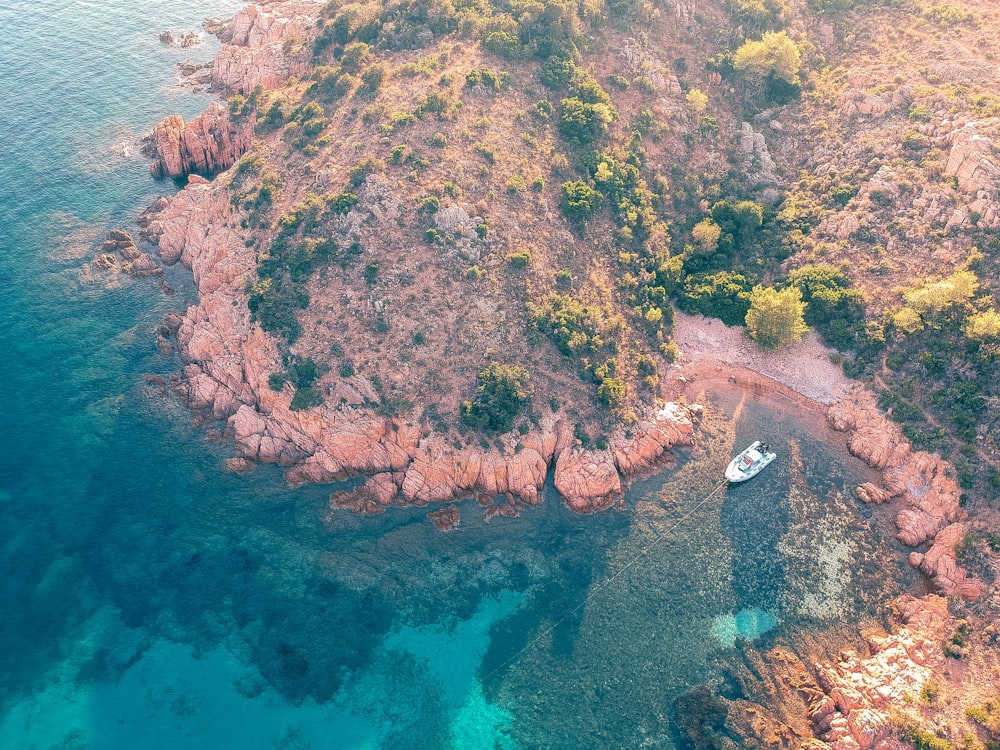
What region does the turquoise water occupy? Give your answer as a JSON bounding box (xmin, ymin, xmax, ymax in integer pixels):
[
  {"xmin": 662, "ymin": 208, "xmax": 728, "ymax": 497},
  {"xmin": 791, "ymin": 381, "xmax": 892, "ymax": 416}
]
[{"xmin": 0, "ymin": 2, "xmax": 913, "ymax": 747}]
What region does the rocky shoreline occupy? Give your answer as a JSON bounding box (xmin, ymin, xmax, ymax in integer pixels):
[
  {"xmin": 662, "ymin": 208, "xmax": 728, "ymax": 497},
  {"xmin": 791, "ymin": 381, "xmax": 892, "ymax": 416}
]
[{"xmin": 133, "ymin": 3, "xmax": 996, "ymax": 748}]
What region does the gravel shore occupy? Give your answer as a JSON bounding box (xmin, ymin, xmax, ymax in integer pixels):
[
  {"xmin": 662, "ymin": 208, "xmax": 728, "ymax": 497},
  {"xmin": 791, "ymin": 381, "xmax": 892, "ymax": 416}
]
[{"xmin": 667, "ymin": 311, "xmax": 853, "ymax": 405}]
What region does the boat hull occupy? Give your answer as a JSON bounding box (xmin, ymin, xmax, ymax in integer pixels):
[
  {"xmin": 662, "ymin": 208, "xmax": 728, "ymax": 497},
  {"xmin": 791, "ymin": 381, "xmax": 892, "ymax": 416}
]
[{"xmin": 725, "ymin": 441, "xmax": 776, "ymax": 482}]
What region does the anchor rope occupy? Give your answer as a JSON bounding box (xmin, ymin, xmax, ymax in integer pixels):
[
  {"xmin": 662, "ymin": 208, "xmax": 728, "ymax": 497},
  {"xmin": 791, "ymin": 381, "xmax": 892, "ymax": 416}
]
[{"xmin": 482, "ymin": 478, "xmax": 730, "ymax": 682}]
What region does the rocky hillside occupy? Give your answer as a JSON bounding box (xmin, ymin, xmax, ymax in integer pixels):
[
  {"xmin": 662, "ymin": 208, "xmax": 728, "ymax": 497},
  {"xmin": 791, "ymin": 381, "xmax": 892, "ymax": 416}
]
[{"xmin": 152, "ymin": 0, "xmax": 1000, "ymax": 497}]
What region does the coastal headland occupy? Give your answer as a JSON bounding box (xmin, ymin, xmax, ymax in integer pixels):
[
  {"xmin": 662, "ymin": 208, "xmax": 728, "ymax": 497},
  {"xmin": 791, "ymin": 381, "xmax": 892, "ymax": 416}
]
[{"xmin": 128, "ymin": 1, "xmax": 1000, "ymax": 747}]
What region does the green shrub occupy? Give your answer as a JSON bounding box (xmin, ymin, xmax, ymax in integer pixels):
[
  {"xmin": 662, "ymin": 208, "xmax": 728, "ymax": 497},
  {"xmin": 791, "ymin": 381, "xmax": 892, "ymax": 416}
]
[
  {"xmin": 678, "ymin": 271, "xmax": 753, "ymax": 326},
  {"xmin": 560, "ymin": 180, "xmax": 602, "ymax": 223},
  {"xmin": 348, "ymin": 156, "xmax": 385, "ymax": 187},
  {"xmin": 415, "ymin": 90, "xmax": 461, "ymax": 119},
  {"xmin": 558, "ymin": 97, "xmax": 616, "ymax": 145},
  {"xmin": 460, "ymin": 363, "xmax": 532, "ymax": 433},
  {"xmin": 598, "ymin": 376, "xmax": 627, "ymax": 408},
  {"xmin": 290, "ymin": 387, "xmax": 324, "ymax": 411},
  {"xmin": 530, "ymin": 292, "xmax": 617, "ymax": 356},
  {"xmin": 507, "ymin": 250, "xmax": 531, "ymax": 268},
  {"xmin": 608, "ymin": 74, "xmax": 630, "ymax": 90},
  {"xmin": 506, "ymin": 174, "xmax": 527, "ymax": 192},
  {"xmin": 359, "ymin": 62, "xmax": 387, "ymax": 94},
  {"xmin": 786, "ymin": 264, "xmax": 866, "ymax": 351},
  {"xmin": 830, "ymin": 184, "xmax": 858, "ymax": 206},
  {"xmin": 390, "ymin": 144, "xmax": 409, "ymax": 164},
  {"xmin": 903, "ymin": 129, "xmax": 931, "ymax": 150},
  {"xmin": 384, "ymin": 111, "xmax": 417, "ymax": 133},
  {"xmin": 261, "ymin": 101, "xmax": 285, "ymax": 129},
  {"xmin": 484, "ymin": 31, "xmax": 523, "ymax": 60},
  {"xmin": 925, "ymin": 3, "xmax": 978, "ymax": 26},
  {"xmin": 326, "ymin": 191, "xmax": 359, "ymax": 214}
]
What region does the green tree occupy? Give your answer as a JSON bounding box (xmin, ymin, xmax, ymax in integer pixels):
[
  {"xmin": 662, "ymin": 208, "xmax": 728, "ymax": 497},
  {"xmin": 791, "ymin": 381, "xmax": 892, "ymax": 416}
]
[
  {"xmin": 745, "ymin": 285, "xmax": 809, "ymax": 349},
  {"xmin": 732, "ymin": 30, "xmax": 801, "ymax": 84},
  {"xmin": 690, "ymin": 218, "xmax": 722, "ymax": 253},
  {"xmin": 560, "ymin": 180, "xmax": 602, "ymax": 223},
  {"xmin": 460, "ymin": 363, "xmax": 532, "ymax": 433},
  {"xmin": 963, "ymin": 309, "xmax": 1000, "ymax": 340},
  {"xmin": 904, "ymin": 270, "xmax": 978, "ymax": 319},
  {"xmin": 558, "ymin": 97, "xmax": 615, "ymax": 145}
]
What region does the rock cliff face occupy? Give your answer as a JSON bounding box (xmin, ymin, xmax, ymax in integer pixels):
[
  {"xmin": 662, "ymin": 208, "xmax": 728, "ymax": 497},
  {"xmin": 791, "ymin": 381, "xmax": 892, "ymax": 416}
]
[
  {"xmin": 145, "ymin": 101, "xmax": 253, "ymax": 179},
  {"xmin": 943, "ymin": 120, "xmax": 1000, "ymax": 230},
  {"xmin": 146, "ymin": 175, "xmax": 698, "ymax": 518},
  {"xmin": 211, "ymin": 2, "xmax": 320, "ymax": 93}
]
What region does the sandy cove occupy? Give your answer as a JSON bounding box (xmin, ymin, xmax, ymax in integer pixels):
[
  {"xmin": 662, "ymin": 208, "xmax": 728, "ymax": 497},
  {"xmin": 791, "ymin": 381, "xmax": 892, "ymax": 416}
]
[{"xmin": 664, "ymin": 314, "xmax": 991, "ymax": 750}]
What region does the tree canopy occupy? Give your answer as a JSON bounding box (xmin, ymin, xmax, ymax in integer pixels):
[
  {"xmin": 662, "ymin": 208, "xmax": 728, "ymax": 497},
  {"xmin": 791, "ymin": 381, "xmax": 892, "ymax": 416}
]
[
  {"xmin": 893, "ymin": 269, "xmax": 979, "ymax": 332},
  {"xmin": 963, "ymin": 309, "xmax": 1000, "ymax": 341},
  {"xmin": 732, "ymin": 30, "xmax": 802, "ymax": 84},
  {"xmin": 745, "ymin": 285, "xmax": 809, "ymax": 349}
]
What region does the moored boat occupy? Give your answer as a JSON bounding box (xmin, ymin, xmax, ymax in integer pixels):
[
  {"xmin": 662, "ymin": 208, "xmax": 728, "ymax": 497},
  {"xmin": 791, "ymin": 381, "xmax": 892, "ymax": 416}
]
[{"xmin": 725, "ymin": 440, "xmax": 776, "ymax": 483}]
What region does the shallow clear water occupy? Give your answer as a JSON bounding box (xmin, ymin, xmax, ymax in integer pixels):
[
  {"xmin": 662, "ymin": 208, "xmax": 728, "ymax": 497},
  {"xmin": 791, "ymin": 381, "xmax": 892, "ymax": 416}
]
[{"xmin": 0, "ymin": 3, "xmax": 914, "ymax": 748}]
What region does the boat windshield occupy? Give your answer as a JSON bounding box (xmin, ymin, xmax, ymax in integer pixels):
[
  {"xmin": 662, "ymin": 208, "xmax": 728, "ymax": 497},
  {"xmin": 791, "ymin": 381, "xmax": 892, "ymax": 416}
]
[{"xmin": 739, "ymin": 454, "xmax": 755, "ymax": 470}]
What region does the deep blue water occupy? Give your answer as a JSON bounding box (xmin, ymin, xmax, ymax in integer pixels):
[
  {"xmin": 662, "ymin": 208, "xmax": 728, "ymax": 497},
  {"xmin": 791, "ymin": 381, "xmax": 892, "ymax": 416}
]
[{"xmin": 0, "ymin": 2, "xmax": 914, "ymax": 747}]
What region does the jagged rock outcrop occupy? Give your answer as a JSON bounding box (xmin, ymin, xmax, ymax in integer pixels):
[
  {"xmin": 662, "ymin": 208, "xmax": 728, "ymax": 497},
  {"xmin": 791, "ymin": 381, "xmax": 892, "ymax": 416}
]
[
  {"xmin": 854, "ymin": 482, "xmax": 893, "ymax": 505},
  {"xmin": 211, "ymin": 2, "xmax": 320, "ymax": 93},
  {"xmin": 941, "ymin": 121, "xmax": 1000, "ymax": 230},
  {"xmin": 145, "ymin": 101, "xmax": 253, "ymax": 180},
  {"xmin": 159, "ymin": 30, "xmax": 201, "ymax": 48},
  {"xmin": 811, "ymin": 595, "xmax": 952, "ymax": 750},
  {"xmin": 828, "ymin": 391, "xmax": 964, "ymax": 548},
  {"xmin": 910, "ymin": 522, "xmax": 989, "ymax": 600},
  {"xmin": 838, "ymin": 86, "xmax": 912, "ymax": 119},
  {"xmin": 81, "ymin": 228, "xmax": 161, "ymax": 282},
  {"xmin": 945, "ymin": 122, "xmax": 1000, "ymax": 194},
  {"xmin": 555, "ymin": 402, "xmax": 697, "ymax": 512},
  {"xmin": 738, "ymin": 122, "xmax": 780, "ymax": 189},
  {"xmin": 427, "ymin": 505, "xmax": 461, "ymax": 531}
]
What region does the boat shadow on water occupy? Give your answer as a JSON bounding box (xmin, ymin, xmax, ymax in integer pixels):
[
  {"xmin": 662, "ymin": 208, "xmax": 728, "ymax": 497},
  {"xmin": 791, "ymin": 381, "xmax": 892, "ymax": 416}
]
[{"xmin": 720, "ymin": 439, "xmax": 792, "ymax": 625}]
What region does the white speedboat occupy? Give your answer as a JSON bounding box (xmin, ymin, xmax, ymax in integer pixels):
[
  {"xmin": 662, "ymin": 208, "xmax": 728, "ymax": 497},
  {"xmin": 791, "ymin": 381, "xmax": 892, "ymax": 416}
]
[{"xmin": 725, "ymin": 441, "xmax": 776, "ymax": 482}]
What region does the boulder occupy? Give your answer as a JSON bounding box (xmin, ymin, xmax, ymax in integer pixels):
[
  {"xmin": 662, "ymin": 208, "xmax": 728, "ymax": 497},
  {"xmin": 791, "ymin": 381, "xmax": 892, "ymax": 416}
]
[
  {"xmin": 915, "ymin": 522, "xmax": 988, "ymax": 599},
  {"xmin": 427, "ymin": 505, "xmax": 461, "ymax": 531},
  {"xmin": 855, "ymin": 482, "xmax": 893, "ymax": 505}
]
